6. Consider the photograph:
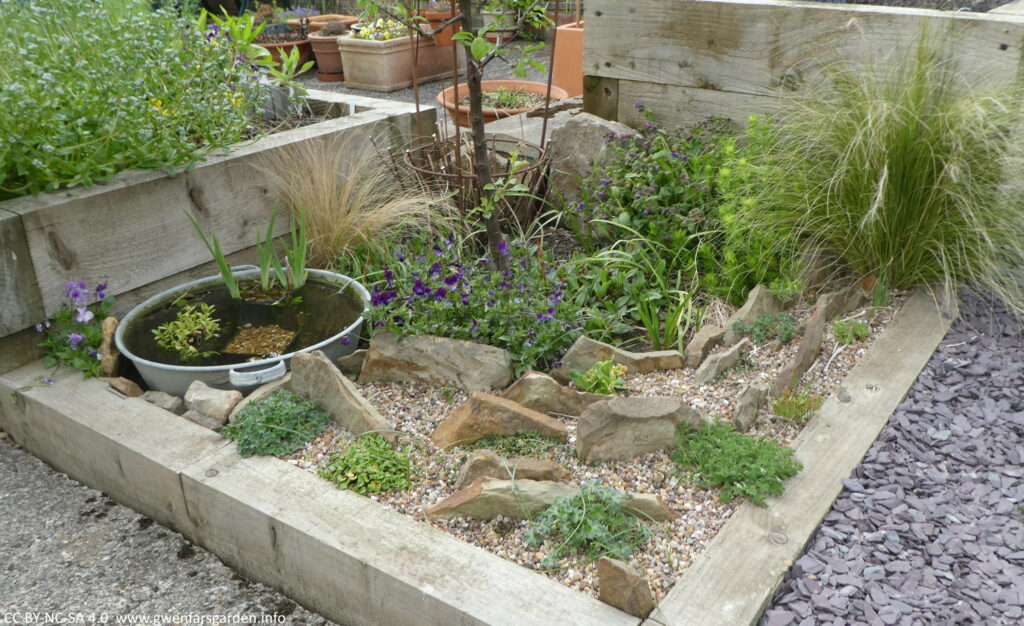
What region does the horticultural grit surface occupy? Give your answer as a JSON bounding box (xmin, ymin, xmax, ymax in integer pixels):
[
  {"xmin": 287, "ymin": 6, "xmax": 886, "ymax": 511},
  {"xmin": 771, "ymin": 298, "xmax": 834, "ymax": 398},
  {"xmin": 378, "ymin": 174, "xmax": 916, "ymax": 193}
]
[{"xmin": 762, "ymin": 291, "xmax": 1024, "ymax": 625}]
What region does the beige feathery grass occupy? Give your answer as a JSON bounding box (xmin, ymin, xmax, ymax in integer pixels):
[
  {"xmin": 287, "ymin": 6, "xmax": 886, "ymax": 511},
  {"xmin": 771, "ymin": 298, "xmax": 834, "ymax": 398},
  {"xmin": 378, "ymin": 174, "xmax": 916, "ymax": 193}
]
[{"xmin": 256, "ymin": 132, "xmax": 453, "ymax": 268}]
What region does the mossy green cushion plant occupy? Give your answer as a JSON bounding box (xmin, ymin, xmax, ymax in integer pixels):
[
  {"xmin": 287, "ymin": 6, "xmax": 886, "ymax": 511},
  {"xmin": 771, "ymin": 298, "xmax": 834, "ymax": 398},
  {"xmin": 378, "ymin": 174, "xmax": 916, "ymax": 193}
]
[
  {"xmin": 832, "ymin": 319, "xmax": 871, "ymax": 345},
  {"xmin": 672, "ymin": 421, "xmax": 802, "ymax": 507},
  {"xmin": 732, "ymin": 312, "xmax": 800, "ymax": 346},
  {"xmin": 318, "ymin": 433, "xmax": 411, "ymax": 495},
  {"xmin": 466, "ymin": 431, "xmax": 564, "ymax": 458},
  {"xmin": 525, "ymin": 482, "xmax": 653, "ymax": 567},
  {"xmin": 730, "ymin": 35, "xmax": 1024, "ymax": 311},
  {"xmin": 221, "ymin": 391, "xmax": 330, "ymax": 457}
]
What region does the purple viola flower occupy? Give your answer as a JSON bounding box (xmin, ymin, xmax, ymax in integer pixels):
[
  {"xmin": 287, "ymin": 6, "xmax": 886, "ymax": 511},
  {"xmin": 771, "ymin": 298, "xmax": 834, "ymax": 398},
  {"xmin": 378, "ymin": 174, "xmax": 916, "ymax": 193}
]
[
  {"xmin": 372, "ymin": 320, "xmax": 385, "ymax": 328},
  {"xmin": 443, "ymin": 272, "xmax": 460, "ymax": 287},
  {"xmin": 433, "ymin": 244, "xmax": 444, "ymax": 257},
  {"xmin": 75, "ymin": 306, "xmax": 94, "ymax": 323},
  {"xmin": 383, "ymin": 268, "xmax": 394, "ymax": 287},
  {"xmin": 67, "ymin": 332, "xmax": 85, "ymax": 350},
  {"xmin": 370, "ymin": 288, "xmax": 397, "ymax": 307},
  {"xmin": 95, "ymin": 283, "xmax": 107, "ymax": 301},
  {"xmin": 429, "ymin": 263, "xmax": 443, "ymax": 278},
  {"xmin": 87, "ymin": 348, "xmax": 99, "ymax": 359},
  {"xmin": 64, "ymin": 280, "xmax": 88, "ymax": 303},
  {"xmin": 412, "ymin": 279, "xmax": 431, "ymax": 297},
  {"xmin": 392, "ymin": 315, "xmax": 405, "ymax": 327},
  {"xmin": 644, "ymin": 121, "xmax": 655, "ymax": 130},
  {"xmin": 461, "ymin": 294, "xmax": 471, "ymax": 306},
  {"xmin": 341, "ymin": 336, "xmax": 352, "ymax": 346},
  {"xmin": 395, "ymin": 251, "xmax": 406, "ymax": 261},
  {"xmin": 498, "ymin": 240, "xmax": 510, "ymax": 257},
  {"xmin": 470, "ymin": 319, "xmax": 478, "ymax": 333},
  {"xmin": 43, "ymin": 377, "xmax": 55, "ymax": 386},
  {"xmin": 445, "ymin": 232, "xmax": 455, "ymax": 249},
  {"xmin": 635, "ymin": 103, "xmax": 645, "ymax": 111},
  {"xmin": 599, "ymin": 178, "xmax": 611, "ymax": 186},
  {"xmin": 434, "ymin": 287, "xmax": 449, "ymax": 301}
]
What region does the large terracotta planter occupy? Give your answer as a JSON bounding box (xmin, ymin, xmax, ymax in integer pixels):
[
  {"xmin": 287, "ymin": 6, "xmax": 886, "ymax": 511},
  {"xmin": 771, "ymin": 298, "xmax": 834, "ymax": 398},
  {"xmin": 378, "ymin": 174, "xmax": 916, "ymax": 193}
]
[
  {"xmin": 337, "ymin": 35, "xmax": 463, "ymax": 92},
  {"xmin": 419, "ymin": 9, "xmax": 461, "ymax": 47},
  {"xmin": 257, "ymin": 38, "xmax": 313, "ymax": 69},
  {"xmin": 436, "ymin": 80, "xmax": 569, "ymax": 128},
  {"xmin": 309, "ymin": 33, "xmax": 344, "ymax": 82},
  {"xmin": 552, "ymin": 20, "xmax": 583, "ymax": 97},
  {"xmin": 289, "ymin": 14, "xmax": 359, "ymax": 33}
]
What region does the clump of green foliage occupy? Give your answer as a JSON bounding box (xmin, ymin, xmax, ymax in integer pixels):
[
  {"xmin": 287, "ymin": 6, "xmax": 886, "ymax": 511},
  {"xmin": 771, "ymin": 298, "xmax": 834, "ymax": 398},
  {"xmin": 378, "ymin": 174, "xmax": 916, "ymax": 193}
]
[
  {"xmin": 732, "ymin": 312, "xmax": 800, "ymax": 346},
  {"xmin": 768, "ymin": 278, "xmax": 805, "ymax": 305},
  {"xmin": 222, "ymin": 391, "xmax": 330, "ymax": 457},
  {"xmin": 37, "ymin": 281, "xmax": 113, "ymax": 378},
  {"xmin": 832, "ymin": 319, "xmax": 871, "ymax": 345},
  {"xmin": 570, "ymin": 359, "xmax": 628, "ymax": 395},
  {"xmin": 727, "ymin": 36, "xmax": 1024, "ymax": 312},
  {"xmin": 317, "ymin": 434, "xmax": 411, "ymax": 495},
  {"xmin": 771, "ymin": 388, "xmax": 824, "ymax": 422},
  {"xmin": 672, "ymin": 421, "xmax": 802, "ymax": 506},
  {"xmin": 466, "ymin": 431, "xmax": 563, "ymax": 458},
  {"xmin": 153, "ymin": 302, "xmax": 221, "ymax": 361},
  {"xmin": 525, "ymin": 482, "xmax": 653, "ymax": 567}
]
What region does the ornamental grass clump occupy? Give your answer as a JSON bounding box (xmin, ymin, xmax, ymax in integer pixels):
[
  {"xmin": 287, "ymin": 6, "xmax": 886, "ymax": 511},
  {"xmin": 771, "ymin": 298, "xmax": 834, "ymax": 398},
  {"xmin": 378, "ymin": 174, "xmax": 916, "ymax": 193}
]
[
  {"xmin": 732, "ymin": 36, "xmax": 1024, "ymax": 311},
  {"xmin": 0, "ymin": 0, "xmax": 270, "ymax": 197},
  {"xmin": 365, "ymin": 236, "xmax": 581, "ymax": 373}
]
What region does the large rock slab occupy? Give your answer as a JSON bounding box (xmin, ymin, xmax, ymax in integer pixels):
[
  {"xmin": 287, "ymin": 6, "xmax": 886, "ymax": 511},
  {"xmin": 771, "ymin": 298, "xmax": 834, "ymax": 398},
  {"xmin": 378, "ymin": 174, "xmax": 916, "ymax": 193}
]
[
  {"xmin": 576, "ymin": 396, "xmax": 704, "ymax": 463},
  {"xmin": 598, "ymin": 557, "xmax": 656, "ymax": 618},
  {"xmin": 501, "ymin": 370, "xmax": 604, "ymax": 416},
  {"xmin": 287, "ymin": 351, "xmax": 394, "ymax": 440},
  {"xmin": 426, "ymin": 478, "xmax": 674, "ymax": 521},
  {"xmin": 723, "ymin": 285, "xmax": 783, "ymax": 346},
  {"xmin": 453, "ymin": 449, "xmax": 573, "ymax": 489},
  {"xmin": 99, "ymin": 316, "xmax": 120, "ymax": 377},
  {"xmin": 359, "ymin": 332, "xmax": 512, "ymax": 391},
  {"xmin": 694, "ymin": 338, "xmax": 752, "ymax": 386},
  {"xmin": 774, "ymin": 286, "xmax": 868, "ymax": 394},
  {"xmin": 732, "ymin": 384, "xmax": 768, "ymax": 433},
  {"xmin": 550, "ymin": 336, "xmax": 684, "ymax": 384},
  {"xmin": 430, "ymin": 392, "xmax": 568, "ymax": 450},
  {"xmin": 184, "ymin": 380, "xmax": 241, "ymax": 423},
  {"xmin": 548, "ymin": 112, "xmax": 639, "ymax": 205},
  {"xmin": 684, "ymin": 324, "xmax": 726, "ymax": 369},
  {"xmin": 426, "ymin": 478, "xmax": 577, "ymax": 520}
]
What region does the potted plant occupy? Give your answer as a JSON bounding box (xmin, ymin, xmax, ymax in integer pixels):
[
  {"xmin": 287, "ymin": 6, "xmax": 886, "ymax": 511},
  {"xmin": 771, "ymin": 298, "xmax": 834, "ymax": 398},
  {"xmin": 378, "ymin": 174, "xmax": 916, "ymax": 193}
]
[
  {"xmin": 552, "ymin": 17, "xmax": 582, "ymax": 97},
  {"xmin": 114, "ymin": 211, "xmax": 370, "ymax": 396},
  {"xmin": 289, "ymin": 13, "xmax": 360, "ymax": 33},
  {"xmin": 308, "ymin": 20, "xmax": 350, "ymax": 82},
  {"xmin": 337, "ymin": 18, "xmax": 463, "ymax": 92},
  {"xmin": 437, "ymin": 79, "xmax": 568, "ymax": 127},
  {"xmin": 419, "ymin": 0, "xmax": 461, "ymax": 47},
  {"xmin": 254, "ymin": 18, "xmax": 313, "ymax": 68}
]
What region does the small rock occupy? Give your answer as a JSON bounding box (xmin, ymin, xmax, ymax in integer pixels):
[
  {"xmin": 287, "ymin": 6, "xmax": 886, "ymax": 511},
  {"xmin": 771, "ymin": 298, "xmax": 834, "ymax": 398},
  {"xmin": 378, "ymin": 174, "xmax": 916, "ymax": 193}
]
[
  {"xmin": 597, "ymin": 557, "xmax": 655, "ymax": 618},
  {"xmin": 684, "ymin": 324, "xmax": 725, "ymax": 369},
  {"xmin": 99, "ymin": 316, "xmax": 120, "ymax": 377},
  {"xmin": 184, "ymin": 380, "xmax": 242, "ymax": 423},
  {"xmin": 359, "ymin": 332, "xmax": 513, "ymax": 391},
  {"xmin": 453, "ymin": 449, "xmax": 573, "ymax": 489},
  {"xmin": 836, "ymin": 386, "xmax": 852, "ymax": 403},
  {"xmin": 550, "ymin": 336, "xmax": 684, "ymax": 384},
  {"xmin": 723, "ymin": 285, "xmax": 783, "ymax": 346},
  {"xmin": 106, "ymin": 377, "xmax": 143, "ymax": 398},
  {"xmin": 336, "ymin": 348, "xmax": 367, "ymax": 379},
  {"xmin": 141, "ymin": 390, "xmax": 184, "ymax": 415},
  {"xmin": 227, "ymin": 373, "xmax": 291, "ymax": 424},
  {"xmin": 732, "ymin": 384, "xmax": 768, "ymax": 432},
  {"xmin": 500, "ymin": 370, "xmax": 603, "ymax": 416},
  {"xmin": 694, "ymin": 338, "xmax": 752, "ymax": 386},
  {"xmin": 181, "ymin": 409, "xmax": 226, "ymax": 432},
  {"xmin": 430, "ymin": 392, "xmax": 568, "ymax": 450},
  {"xmin": 548, "ymin": 113, "xmax": 639, "ymax": 205},
  {"xmin": 287, "ymin": 351, "xmax": 394, "ymax": 440},
  {"xmin": 576, "ymin": 396, "xmax": 704, "ymax": 463},
  {"xmin": 426, "ymin": 478, "xmax": 577, "ymax": 520},
  {"xmin": 623, "ymin": 493, "xmax": 675, "ymax": 521}
]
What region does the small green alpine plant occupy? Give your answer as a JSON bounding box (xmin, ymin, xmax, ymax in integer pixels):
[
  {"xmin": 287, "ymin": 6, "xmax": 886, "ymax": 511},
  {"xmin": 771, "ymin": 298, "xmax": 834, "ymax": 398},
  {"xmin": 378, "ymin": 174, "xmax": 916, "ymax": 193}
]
[
  {"xmin": 569, "ymin": 359, "xmax": 628, "ymax": 395},
  {"xmin": 222, "ymin": 391, "xmax": 330, "ymax": 457},
  {"xmin": 672, "ymin": 421, "xmax": 802, "ymax": 507},
  {"xmin": 732, "ymin": 313, "xmax": 800, "ymax": 346},
  {"xmin": 525, "ymin": 482, "xmax": 653, "ymax": 567},
  {"xmin": 832, "ymin": 319, "xmax": 871, "ymax": 345},
  {"xmin": 466, "ymin": 431, "xmax": 564, "ymax": 458},
  {"xmin": 318, "ymin": 434, "xmax": 411, "ymax": 495},
  {"xmin": 37, "ymin": 281, "xmax": 113, "ymax": 378}
]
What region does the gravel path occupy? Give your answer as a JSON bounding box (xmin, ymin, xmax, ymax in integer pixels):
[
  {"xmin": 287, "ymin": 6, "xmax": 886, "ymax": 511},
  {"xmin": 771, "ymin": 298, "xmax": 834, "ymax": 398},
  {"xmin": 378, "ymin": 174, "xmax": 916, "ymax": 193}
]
[
  {"xmin": 761, "ymin": 291, "xmax": 1024, "ymax": 625},
  {"xmin": 0, "ymin": 437, "xmax": 336, "ymax": 625}
]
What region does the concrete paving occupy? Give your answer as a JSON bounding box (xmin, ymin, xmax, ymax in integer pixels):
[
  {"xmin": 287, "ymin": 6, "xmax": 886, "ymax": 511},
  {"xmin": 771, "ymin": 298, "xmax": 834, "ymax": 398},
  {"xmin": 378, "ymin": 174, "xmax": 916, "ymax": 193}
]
[{"xmin": 0, "ymin": 433, "xmax": 336, "ymax": 625}]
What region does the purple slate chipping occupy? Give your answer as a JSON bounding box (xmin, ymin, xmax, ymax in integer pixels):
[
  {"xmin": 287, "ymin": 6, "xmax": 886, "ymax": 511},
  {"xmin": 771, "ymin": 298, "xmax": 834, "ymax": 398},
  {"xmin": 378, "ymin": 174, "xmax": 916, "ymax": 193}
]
[{"xmin": 761, "ymin": 291, "xmax": 1024, "ymax": 625}]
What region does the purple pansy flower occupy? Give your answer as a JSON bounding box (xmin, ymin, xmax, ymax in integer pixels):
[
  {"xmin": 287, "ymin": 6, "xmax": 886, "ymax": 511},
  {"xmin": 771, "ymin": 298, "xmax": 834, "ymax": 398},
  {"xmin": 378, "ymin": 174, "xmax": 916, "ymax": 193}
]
[
  {"xmin": 75, "ymin": 307, "xmax": 94, "ymax": 323},
  {"xmin": 67, "ymin": 332, "xmax": 85, "ymax": 350}
]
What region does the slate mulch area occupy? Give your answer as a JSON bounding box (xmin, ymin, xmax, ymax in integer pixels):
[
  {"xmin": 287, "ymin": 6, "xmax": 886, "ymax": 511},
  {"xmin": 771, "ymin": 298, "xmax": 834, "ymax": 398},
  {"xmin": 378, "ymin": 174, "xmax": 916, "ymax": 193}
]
[{"xmin": 761, "ymin": 290, "xmax": 1024, "ymax": 625}]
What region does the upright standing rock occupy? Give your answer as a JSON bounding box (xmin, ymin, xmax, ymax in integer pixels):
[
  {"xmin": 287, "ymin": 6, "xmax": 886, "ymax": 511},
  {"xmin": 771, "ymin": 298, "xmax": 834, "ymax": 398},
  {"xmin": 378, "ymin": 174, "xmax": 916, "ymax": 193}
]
[
  {"xmin": 501, "ymin": 370, "xmax": 604, "ymax": 416},
  {"xmin": 722, "ymin": 285, "xmax": 783, "ymax": 346},
  {"xmin": 576, "ymin": 396, "xmax": 704, "ymax": 463},
  {"xmin": 694, "ymin": 338, "xmax": 752, "ymax": 386},
  {"xmin": 288, "ymin": 351, "xmax": 395, "ymax": 440},
  {"xmin": 732, "ymin": 384, "xmax": 768, "ymax": 432},
  {"xmin": 597, "ymin": 557, "xmax": 656, "ymax": 618},
  {"xmin": 99, "ymin": 316, "xmax": 120, "ymax": 377},
  {"xmin": 548, "ymin": 113, "xmax": 639, "ymax": 205},
  {"xmin": 684, "ymin": 324, "xmax": 726, "ymax": 369}
]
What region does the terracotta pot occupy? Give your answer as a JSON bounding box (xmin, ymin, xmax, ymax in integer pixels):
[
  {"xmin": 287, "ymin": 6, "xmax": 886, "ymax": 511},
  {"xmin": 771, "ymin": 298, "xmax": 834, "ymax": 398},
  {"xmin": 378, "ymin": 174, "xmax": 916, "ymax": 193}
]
[
  {"xmin": 481, "ymin": 10, "xmax": 517, "ymax": 43},
  {"xmin": 551, "ymin": 20, "xmax": 583, "ymax": 97},
  {"xmin": 288, "ymin": 14, "xmax": 359, "ymax": 33},
  {"xmin": 257, "ymin": 38, "xmax": 313, "ymax": 69},
  {"xmin": 309, "ymin": 33, "xmax": 344, "ymax": 81},
  {"xmin": 337, "ymin": 34, "xmax": 464, "ymax": 92},
  {"xmin": 436, "ymin": 80, "xmax": 570, "ymax": 128},
  {"xmin": 419, "ymin": 9, "xmax": 461, "ymax": 47}
]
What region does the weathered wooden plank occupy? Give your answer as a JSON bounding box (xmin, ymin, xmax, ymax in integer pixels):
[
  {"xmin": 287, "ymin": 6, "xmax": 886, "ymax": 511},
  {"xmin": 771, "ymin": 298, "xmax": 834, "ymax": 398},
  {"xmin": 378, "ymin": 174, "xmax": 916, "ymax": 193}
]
[
  {"xmin": 614, "ymin": 79, "xmax": 778, "ymax": 130},
  {"xmin": 0, "ymin": 209, "xmax": 44, "ymax": 335},
  {"xmin": 992, "ymin": 0, "xmax": 1024, "ymax": 15},
  {"xmin": 0, "ymin": 97, "xmax": 433, "ymax": 320},
  {"xmin": 583, "ymin": 75, "xmax": 621, "ymax": 121},
  {"xmin": 647, "ymin": 289, "xmax": 954, "ymax": 626},
  {"xmin": 587, "ymin": 0, "xmax": 1024, "ymax": 97}
]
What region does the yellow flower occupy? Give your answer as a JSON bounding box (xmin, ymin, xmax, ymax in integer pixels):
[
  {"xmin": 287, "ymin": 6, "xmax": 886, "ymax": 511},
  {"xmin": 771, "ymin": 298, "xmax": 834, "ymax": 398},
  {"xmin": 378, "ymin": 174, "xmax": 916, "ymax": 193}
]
[{"xmin": 150, "ymin": 98, "xmax": 162, "ymax": 110}]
